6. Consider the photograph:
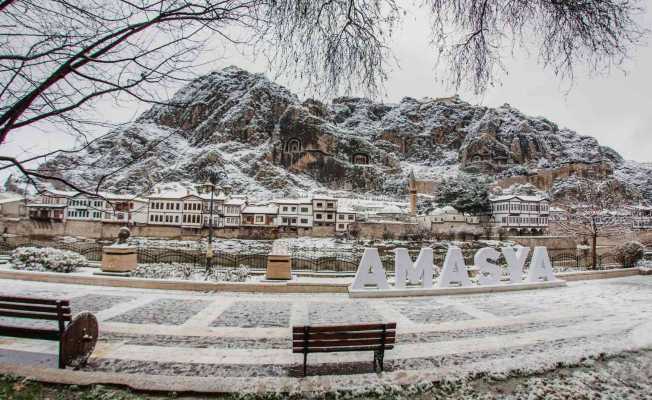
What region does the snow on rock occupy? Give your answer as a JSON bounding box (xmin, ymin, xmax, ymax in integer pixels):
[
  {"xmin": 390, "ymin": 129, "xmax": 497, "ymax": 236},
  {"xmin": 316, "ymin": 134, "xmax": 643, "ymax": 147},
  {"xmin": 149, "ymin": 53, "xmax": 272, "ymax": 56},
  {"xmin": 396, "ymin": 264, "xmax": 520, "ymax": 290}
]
[{"xmin": 37, "ymin": 66, "xmax": 651, "ymax": 202}]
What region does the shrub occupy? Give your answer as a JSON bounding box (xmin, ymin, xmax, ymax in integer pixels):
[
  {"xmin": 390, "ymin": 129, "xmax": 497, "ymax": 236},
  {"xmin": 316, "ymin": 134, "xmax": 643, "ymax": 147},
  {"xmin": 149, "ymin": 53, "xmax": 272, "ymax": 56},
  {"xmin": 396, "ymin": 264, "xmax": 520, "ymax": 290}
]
[
  {"xmin": 11, "ymin": 247, "xmax": 87, "ymax": 273},
  {"xmin": 613, "ymin": 241, "xmax": 644, "ymax": 267},
  {"xmin": 133, "ymin": 263, "xmax": 251, "ymax": 282}
]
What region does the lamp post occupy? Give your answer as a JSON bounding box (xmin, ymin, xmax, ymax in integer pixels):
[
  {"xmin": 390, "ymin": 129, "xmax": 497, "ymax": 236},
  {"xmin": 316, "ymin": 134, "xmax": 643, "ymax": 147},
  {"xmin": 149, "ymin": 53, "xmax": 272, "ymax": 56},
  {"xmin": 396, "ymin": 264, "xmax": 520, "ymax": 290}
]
[{"xmin": 196, "ymin": 170, "xmax": 227, "ymax": 278}]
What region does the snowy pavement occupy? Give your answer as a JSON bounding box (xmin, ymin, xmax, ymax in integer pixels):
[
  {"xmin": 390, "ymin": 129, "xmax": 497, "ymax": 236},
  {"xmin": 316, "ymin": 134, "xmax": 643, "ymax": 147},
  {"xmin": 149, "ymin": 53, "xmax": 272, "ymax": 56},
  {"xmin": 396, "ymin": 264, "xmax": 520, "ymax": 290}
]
[{"xmin": 0, "ymin": 276, "xmax": 651, "ymax": 394}]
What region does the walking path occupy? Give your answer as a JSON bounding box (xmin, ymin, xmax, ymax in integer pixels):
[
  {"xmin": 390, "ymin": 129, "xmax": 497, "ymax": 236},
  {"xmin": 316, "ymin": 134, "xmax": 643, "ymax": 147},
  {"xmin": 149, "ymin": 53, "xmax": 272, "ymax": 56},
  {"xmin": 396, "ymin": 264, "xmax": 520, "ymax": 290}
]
[{"xmin": 0, "ymin": 276, "xmax": 651, "ymax": 394}]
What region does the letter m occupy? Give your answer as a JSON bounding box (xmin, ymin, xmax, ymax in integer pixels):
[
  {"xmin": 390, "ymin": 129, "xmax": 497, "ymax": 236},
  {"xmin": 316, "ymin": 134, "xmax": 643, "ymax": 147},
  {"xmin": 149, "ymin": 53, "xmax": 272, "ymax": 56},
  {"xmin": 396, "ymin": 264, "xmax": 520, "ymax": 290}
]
[{"xmin": 394, "ymin": 248, "xmax": 434, "ymax": 288}]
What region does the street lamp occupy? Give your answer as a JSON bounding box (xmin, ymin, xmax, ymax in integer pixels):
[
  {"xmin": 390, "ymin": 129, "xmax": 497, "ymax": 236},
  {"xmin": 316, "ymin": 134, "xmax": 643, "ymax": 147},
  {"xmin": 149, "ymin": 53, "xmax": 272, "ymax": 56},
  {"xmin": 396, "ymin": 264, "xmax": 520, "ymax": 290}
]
[{"xmin": 196, "ymin": 169, "xmax": 227, "ymax": 278}]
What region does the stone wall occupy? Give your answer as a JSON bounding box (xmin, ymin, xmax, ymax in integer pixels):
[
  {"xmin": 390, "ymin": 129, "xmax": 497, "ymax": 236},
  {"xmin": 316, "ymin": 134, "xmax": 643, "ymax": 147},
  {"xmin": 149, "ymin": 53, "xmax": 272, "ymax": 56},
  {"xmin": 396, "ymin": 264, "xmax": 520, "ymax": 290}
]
[{"xmin": 358, "ymin": 221, "xmax": 418, "ymax": 239}]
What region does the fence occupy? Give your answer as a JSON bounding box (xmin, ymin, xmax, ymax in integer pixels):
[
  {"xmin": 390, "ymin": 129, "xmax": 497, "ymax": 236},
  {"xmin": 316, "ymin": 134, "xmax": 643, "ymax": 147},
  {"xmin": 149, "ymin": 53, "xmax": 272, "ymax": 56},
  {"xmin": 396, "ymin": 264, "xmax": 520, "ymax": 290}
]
[{"xmin": 0, "ymin": 239, "xmax": 637, "ymax": 273}]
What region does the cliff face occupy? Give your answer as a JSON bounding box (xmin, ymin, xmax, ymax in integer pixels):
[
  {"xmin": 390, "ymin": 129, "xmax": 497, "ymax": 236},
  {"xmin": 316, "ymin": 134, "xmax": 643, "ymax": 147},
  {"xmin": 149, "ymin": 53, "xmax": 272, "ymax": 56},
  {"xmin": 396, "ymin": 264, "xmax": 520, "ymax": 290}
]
[{"xmin": 39, "ymin": 66, "xmax": 651, "ymax": 201}]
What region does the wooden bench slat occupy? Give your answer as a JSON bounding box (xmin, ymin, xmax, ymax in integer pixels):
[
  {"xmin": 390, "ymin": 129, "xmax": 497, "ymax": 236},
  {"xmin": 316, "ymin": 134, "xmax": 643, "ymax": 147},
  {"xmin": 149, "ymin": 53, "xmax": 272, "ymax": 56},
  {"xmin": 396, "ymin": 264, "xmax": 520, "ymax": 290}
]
[
  {"xmin": 0, "ymin": 296, "xmax": 69, "ymax": 306},
  {"xmin": 0, "ymin": 302, "xmax": 70, "ymax": 314},
  {"xmin": 293, "ymin": 345, "xmax": 394, "ymax": 354},
  {"xmin": 293, "ymin": 331, "xmax": 396, "ymax": 341},
  {"xmin": 293, "ymin": 338, "xmax": 395, "ymax": 348},
  {"xmin": 0, "ymin": 325, "xmax": 61, "ymax": 341},
  {"xmin": 292, "ymin": 322, "xmax": 396, "ymax": 333},
  {"xmin": 0, "ymin": 309, "xmax": 72, "ymax": 321}
]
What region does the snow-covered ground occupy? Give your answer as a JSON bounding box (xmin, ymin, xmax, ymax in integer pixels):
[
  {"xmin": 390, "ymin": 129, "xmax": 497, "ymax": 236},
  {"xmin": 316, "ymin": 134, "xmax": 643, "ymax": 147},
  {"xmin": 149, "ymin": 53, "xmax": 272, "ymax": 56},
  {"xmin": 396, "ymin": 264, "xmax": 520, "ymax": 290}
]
[{"xmin": 0, "ymin": 275, "xmax": 649, "ymax": 395}]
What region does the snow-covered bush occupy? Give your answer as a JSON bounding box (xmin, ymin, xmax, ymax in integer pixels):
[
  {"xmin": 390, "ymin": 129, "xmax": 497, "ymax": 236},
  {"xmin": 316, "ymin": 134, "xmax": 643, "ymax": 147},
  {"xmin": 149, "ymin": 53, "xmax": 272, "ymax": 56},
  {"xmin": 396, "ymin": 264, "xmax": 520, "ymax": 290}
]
[
  {"xmin": 613, "ymin": 241, "xmax": 644, "ymax": 267},
  {"xmin": 11, "ymin": 247, "xmax": 87, "ymax": 273},
  {"xmin": 207, "ymin": 264, "xmax": 250, "ymax": 282},
  {"xmin": 133, "ymin": 263, "xmax": 250, "ymax": 282},
  {"xmin": 132, "ymin": 263, "xmax": 196, "ymax": 280}
]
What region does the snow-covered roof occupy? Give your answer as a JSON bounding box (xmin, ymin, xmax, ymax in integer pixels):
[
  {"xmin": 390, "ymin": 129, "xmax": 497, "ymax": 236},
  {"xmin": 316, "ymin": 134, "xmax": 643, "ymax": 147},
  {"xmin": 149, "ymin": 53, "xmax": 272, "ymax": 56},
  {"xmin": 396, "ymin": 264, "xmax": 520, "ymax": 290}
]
[
  {"xmin": 550, "ymin": 206, "xmax": 566, "ymax": 212},
  {"xmin": 242, "ymin": 205, "xmax": 278, "ymax": 214},
  {"xmin": 98, "ymin": 192, "xmax": 147, "ymax": 202},
  {"xmin": 224, "ymin": 198, "xmax": 247, "ymax": 206},
  {"xmin": 0, "ymin": 195, "xmax": 23, "ymax": 204},
  {"xmin": 272, "ymin": 198, "xmax": 312, "ymax": 205},
  {"xmin": 337, "ymin": 206, "xmax": 355, "ymax": 214},
  {"xmin": 312, "ymin": 195, "xmax": 336, "ymax": 201},
  {"xmin": 197, "ymin": 192, "xmax": 227, "ymax": 201},
  {"xmin": 489, "ymin": 194, "xmax": 548, "ymax": 202},
  {"xmin": 429, "ymin": 205, "xmax": 459, "ymax": 215},
  {"xmin": 42, "ymin": 189, "xmax": 77, "ymax": 198}
]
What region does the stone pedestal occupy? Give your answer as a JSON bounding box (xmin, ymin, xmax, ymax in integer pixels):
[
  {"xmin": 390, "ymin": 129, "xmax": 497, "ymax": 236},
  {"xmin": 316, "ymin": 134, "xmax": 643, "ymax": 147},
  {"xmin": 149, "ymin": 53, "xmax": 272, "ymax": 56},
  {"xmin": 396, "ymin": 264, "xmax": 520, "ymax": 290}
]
[
  {"xmin": 265, "ymin": 239, "xmax": 292, "ymax": 280},
  {"xmin": 101, "ymin": 246, "xmax": 137, "ymax": 273},
  {"xmin": 266, "ymin": 255, "xmax": 292, "ymax": 280}
]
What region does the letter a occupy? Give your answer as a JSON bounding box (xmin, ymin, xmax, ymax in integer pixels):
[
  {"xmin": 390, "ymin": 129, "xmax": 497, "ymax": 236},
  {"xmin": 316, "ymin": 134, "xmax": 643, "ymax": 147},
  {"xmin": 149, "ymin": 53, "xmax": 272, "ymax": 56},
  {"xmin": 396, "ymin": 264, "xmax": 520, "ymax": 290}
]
[
  {"xmin": 438, "ymin": 246, "xmax": 472, "ymax": 288},
  {"xmin": 475, "ymin": 247, "xmax": 501, "ymax": 285},
  {"xmin": 502, "ymin": 246, "xmax": 530, "ymax": 284},
  {"xmin": 395, "ymin": 247, "xmax": 434, "ymax": 288},
  {"xmin": 351, "ymin": 248, "xmax": 390, "ymax": 290},
  {"xmin": 527, "ymin": 247, "xmax": 557, "ymax": 282}
]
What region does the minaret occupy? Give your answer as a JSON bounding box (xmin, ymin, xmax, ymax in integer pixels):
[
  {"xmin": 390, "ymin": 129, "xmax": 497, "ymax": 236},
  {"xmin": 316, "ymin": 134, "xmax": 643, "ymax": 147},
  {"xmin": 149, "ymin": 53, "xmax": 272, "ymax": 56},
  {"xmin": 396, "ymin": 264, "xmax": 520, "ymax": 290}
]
[{"xmin": 408, "ymin": 169, "xmax": 417, "ymax": 217}]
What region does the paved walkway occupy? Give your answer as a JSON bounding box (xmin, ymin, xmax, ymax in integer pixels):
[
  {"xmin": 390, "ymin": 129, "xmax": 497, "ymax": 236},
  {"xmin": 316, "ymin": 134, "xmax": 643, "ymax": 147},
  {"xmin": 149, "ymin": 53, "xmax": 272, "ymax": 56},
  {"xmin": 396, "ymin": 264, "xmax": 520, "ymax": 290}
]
[{"xmin": 0, "ymin": 276, "xmax": 651, "ymax": 394}]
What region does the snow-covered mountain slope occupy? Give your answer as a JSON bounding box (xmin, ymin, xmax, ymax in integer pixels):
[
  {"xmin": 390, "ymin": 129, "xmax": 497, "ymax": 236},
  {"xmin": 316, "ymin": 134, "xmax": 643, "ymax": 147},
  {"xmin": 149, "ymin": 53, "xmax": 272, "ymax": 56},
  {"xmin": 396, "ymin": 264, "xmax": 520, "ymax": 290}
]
[{"xmin": 39, "ymin": 66, "xmax": 651, "ymax": 202}]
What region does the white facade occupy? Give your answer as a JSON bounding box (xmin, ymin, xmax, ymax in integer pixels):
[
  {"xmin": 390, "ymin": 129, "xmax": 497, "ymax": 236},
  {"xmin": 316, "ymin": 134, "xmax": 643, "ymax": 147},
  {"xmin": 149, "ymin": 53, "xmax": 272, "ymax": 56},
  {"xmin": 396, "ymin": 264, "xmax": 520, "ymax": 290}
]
[
  {"xmin": 241, "ymin": 205, "xmax": 278, "ymax": 226},
  {"xmin": 180, "ymin": 194, "xmax": 203, "ymax": 228},
  {"xmin": 223, "ymin": 196, "xmax": 246, "ymax": 227},
  {"xmin": 146, "ymin": 189, "xmax": 186, "ymax": 226},
  {"xmin": 490, "ymin": 195, "xmax": 549, "ymax": 232},
  {"xmin": 335, "ymin": 208, "xmax": 356, "ymax": 232},
  {"xmin": 65, "ymin": 194, "xmax": 104, "ymax": 221},
  {"xmin": 200, "ymin": 191, "xmax": 227, "ymax": 228},
  {"xmin": 273, "ymin": 198, "xmax": 313, "ymax": 227},
  {"xmin": 100, "ymin": 194, "xmax": 148, "ymax": 224},
  {"xmin": 312, "ymin": 196, "xmax": 337, "ymax": 226},
  {"xmin": 417, "ymin": 206, "xmax": 479, "ymax": 229}
]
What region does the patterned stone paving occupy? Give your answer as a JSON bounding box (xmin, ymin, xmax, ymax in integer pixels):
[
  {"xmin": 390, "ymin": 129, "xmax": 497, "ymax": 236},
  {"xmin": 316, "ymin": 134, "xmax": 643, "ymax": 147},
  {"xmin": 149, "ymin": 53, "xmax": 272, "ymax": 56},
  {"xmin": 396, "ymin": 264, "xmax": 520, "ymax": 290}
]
[
  {"xmin": 0, "ymin": 275, "xmax": 650, "ymax": 393},
  {"xmin": 71, "ymin": 294, "xmax": 135, "ymax": 314},
  {"xmin": 108, "ymin": 298, "xmax": 211, "ymax": 325},
  {"xmin": 307, "ymin": 301, "xmax": 383, "ymax": 325},
  {"xmin": 210, "ymin": 301, "xmax": 292, "ymax": 328},
  {"xmin": 391, "ymin": 302, "xmax": 476, "ymax": 323}
]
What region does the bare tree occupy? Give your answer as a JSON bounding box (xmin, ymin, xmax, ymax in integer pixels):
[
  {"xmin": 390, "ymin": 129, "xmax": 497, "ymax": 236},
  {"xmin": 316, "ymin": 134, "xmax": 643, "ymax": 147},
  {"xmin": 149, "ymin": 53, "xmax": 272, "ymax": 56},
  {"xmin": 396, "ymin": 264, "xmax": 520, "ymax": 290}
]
[
  {"xmin": 0, "ymin": 0, "xmax": 645, "ymax": 194},
  {"xmin": 556, "ymin": 178, "xmax": 633, "ymax": 268}
]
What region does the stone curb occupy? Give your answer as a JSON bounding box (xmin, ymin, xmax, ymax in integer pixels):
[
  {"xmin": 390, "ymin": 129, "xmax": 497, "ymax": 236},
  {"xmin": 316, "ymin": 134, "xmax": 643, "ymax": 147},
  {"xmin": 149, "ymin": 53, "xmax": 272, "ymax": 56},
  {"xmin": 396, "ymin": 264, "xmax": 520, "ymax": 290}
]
[
  {"xmin": 0, "ymin": 267, "xmax": 642, "ymax": 295},
  {"xmin": 0, "ymin": 269, "xmax": 349, "ymax": 293}
]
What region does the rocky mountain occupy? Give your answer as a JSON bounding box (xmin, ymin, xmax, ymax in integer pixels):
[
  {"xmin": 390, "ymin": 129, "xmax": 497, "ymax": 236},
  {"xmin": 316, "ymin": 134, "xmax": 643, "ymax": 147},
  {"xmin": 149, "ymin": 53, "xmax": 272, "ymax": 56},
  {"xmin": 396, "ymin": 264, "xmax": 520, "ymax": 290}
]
[{"xmin": 39, "ymin": 66, "xmax": 652, "ymax": 202}]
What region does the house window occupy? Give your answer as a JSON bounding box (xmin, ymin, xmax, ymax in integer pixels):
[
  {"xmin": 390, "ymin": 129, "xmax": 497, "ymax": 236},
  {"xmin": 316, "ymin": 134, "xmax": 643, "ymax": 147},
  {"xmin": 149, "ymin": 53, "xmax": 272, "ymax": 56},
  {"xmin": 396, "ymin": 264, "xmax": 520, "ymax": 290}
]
[
  {"xmin": 291, "ymin": 218, "xmax": 297, "ymax": 224},
  {"xmin": 338, "ymin": 224, "xmax": 345, "ymax": 229},
  {"xmin": 326, "ymin": 214, "xmax": 333, "ymax": 220},
  {"xmin": 282, "ymin": 206, "xmax": 288, "ymax": 212},
  {"xmin": 300, "ymin": 218, "xmax": 308, "ymax": 224},
  {"xmin": 301, "ymin": 207, "xmax": 309, "ymax": 213},
  {"xmin": 255, "ymin": 215, "xmax": 264, "ymax": 223},
  {"xmin": 282, "ymin": 217, "xmax": 288, "ymax": 223},
  {"xmin": 348, "ymin": 215, "xmax": 354, "ymax": 220},
  {"xmin": 315, "ymin": 213, "xmax": 322, "ymax": 219},
  {"xmin": 327, "ymin": 202, "xmax": 334, "ymax": 208},
  {"xmin": 338, "ymin": 214, "xmax": 344, "ymax": 220}
]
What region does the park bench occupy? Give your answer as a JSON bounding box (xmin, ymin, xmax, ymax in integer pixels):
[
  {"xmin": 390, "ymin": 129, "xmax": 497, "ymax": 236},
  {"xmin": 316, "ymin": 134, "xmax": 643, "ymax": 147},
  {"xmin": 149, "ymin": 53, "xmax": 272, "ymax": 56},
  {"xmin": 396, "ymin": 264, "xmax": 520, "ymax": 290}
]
[
  {"xmin": 0, "ymin": 295, "xmax": 98, "ymax": 369},
  {"xmin": 292, "ymin": 322, "xmax": 396, "ymax": 376}
]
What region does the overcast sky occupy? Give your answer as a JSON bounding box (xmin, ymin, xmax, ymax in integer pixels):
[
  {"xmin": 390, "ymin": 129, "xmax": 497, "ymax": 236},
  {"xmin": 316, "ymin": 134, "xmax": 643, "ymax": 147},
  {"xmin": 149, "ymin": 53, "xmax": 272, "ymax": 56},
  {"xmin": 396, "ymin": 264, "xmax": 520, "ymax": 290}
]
[{"xmin": 2, "ymin": 0, "xmax": 651, "ymax": 178}]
